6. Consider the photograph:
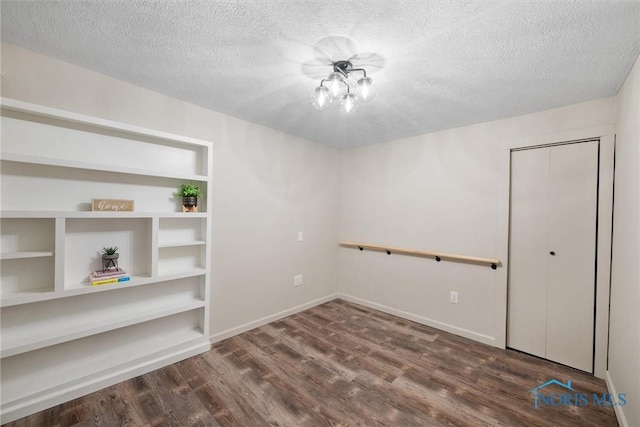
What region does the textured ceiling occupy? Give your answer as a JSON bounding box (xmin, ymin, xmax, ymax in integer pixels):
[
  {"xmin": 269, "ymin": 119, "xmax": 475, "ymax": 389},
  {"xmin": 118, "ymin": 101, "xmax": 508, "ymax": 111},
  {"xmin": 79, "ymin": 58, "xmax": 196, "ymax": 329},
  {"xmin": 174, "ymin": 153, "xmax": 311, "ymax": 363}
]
[{"xmin": 1, "ymin": 1, "xmax": 639, "ymax": 149}]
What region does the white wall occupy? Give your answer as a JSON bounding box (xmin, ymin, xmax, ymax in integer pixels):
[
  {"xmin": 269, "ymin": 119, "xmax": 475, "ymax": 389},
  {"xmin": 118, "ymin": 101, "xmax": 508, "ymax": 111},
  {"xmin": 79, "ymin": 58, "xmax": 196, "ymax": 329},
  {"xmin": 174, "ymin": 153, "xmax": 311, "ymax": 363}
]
[
  {"xmin": 609, "ymin": 54, "xmax": 640, "ymax": 427},
  {"xmin": 339, "ymin": 97, "xmax": 616, "ymax": 345},
  {"xmin": 0, "ymin": 43, "xmax": 341, "ymax": 339}
]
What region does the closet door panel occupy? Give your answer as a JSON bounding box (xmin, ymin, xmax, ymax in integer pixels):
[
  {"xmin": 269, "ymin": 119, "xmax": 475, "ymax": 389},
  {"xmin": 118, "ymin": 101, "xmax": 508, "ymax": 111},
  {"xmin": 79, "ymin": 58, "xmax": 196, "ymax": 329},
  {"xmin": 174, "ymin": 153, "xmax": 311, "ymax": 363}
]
[
  {"xmin": 507, "ymin": 148, "xmax": 550, "ymax": 358},
  {"xmin": 546, "ymin": 142, "xmax": 598, "ymax": 372}
]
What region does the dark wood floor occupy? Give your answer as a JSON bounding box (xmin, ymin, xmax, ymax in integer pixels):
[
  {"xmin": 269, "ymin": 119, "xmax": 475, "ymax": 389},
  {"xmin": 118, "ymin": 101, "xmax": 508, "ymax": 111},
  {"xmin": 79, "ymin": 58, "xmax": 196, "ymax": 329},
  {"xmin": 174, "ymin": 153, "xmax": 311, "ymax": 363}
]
[{"xmin": 5, "ymin": 299, "xmax": 617, "ymax": 426}]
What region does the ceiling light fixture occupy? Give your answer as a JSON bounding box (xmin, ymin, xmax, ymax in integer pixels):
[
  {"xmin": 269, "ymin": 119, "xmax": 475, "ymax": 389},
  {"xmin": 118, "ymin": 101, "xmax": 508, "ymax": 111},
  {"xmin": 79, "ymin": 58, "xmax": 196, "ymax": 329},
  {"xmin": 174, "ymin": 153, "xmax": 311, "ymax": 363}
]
[{"xmin": 311, "ymin": 60, "xmax": 376, "ymax": 113}]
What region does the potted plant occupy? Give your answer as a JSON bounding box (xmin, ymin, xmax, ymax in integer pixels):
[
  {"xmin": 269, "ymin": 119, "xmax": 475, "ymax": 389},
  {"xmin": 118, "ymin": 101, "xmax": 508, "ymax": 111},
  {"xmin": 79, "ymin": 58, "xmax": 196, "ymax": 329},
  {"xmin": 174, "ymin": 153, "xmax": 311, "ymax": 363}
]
[
  {"xmin": 174, "ymin": 183, "xmax": 203, "ymax": 212},
  {"xmin": 101, "ymin": 246, "xmax": 119, "ymax": 271}
]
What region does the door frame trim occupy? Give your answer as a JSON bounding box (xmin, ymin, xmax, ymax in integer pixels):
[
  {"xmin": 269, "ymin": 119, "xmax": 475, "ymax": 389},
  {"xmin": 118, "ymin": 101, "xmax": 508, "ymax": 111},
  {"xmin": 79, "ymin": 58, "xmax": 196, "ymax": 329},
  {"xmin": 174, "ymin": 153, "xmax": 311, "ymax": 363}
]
[{"xmin": 496, "ymin": 125, "xmax": 615, "ymax": 378}]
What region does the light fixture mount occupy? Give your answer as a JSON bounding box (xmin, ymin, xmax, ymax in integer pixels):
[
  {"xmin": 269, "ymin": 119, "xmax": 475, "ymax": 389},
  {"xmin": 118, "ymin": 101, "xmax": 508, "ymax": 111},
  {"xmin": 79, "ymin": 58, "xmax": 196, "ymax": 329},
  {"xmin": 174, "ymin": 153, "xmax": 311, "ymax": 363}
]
[{"xmin": 333, "ymin": 60, "xmax": 354, "ymax": 77}]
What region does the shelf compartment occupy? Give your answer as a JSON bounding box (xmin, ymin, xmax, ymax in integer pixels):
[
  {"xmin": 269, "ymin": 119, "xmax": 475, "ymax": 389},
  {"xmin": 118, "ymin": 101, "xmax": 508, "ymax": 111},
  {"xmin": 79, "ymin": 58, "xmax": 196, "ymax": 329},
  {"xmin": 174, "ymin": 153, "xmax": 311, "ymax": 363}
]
[
  {"xmin": 1, "ymin": 337, "xmax": 209, "ymax": 425},
  {"xmin": 158, "ymin": 217, "xmax": 206, "ymax": 246},
  {"xmin": 1, "ymin": 310, "xmax": 207, "ymax": 413},
  {"xmin": 1, "ymin": 112, "xmax": 208, "ymax": 178},
  {"xmin": 1, "ymin": 276, "xmax": 205, "ymax": 358},
  {"xmin": 2, "ymin": 152, "xmax": 207, "ymax": 182},
  {"xmin": 64, "ymin": 218, "xmax": 151, "ymax": 287},
  {"xmin": 158, "ymin": 245, "xmax": 205, "ymax": 276},
  {"xmin": 1, "ymin": 218, "xmax": 55, "ymax": 254},
  {"xmin": 1, "ymin": 97, "xmax": 211, "ymax": 147},
  {"xmin": 1, "ymin": 257, "xmax": 55, "ymax": 297},
  {"xmin": 1, "ymin": 162, "xmax": 208, "ymax": 213}
]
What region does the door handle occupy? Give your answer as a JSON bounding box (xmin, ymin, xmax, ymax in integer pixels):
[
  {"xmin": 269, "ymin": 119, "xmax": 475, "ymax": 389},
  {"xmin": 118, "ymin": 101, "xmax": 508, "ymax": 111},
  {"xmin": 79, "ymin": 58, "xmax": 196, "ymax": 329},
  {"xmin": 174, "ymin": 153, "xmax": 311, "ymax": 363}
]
[{"xmin": 549, "ymin": 251, "xmax": 556, "ymax": 256}]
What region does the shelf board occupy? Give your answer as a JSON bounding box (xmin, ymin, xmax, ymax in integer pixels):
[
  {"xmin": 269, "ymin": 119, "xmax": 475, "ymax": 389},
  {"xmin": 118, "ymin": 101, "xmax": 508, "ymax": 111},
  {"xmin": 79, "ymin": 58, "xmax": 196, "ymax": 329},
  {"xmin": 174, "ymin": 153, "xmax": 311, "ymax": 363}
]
[
  {"xmin": 0, "ymin": 269, "xmax": 206, "ymax": 307},
  {"xmin": 63, "ymin": 269, "xmax": 207, "ymax": 293},
  {"xmin": 1, "ymin": 300, "xmax": 205, "ymax": 358},
  {"xmin": 0, "ymin": 288, "xmax": 54, "ymax": 305},
  {"xmin": 1, "ymin": 152, "xmax": 207, "ymax": 182},
  {"xmin": 0, "ymin": 210, "xmax": 207, "ymax": 219},
  {"xmin": 1, "ymin": 321, "xmax": 207, "ymax": 408},
  {"xmin": 0, "ymin": 251, "xmax": 54, "ymax": 260},
  {"xmin": 158, "ymin": 240, "xmax": 206, "ymax": 248}
]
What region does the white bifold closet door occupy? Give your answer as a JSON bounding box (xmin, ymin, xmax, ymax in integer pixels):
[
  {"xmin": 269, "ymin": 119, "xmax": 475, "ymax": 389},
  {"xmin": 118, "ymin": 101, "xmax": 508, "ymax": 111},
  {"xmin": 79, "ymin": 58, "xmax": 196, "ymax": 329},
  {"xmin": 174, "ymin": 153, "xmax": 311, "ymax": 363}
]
[{"xmin": 508, "ymin": 141, "xmax": 598, "ymax": 372}]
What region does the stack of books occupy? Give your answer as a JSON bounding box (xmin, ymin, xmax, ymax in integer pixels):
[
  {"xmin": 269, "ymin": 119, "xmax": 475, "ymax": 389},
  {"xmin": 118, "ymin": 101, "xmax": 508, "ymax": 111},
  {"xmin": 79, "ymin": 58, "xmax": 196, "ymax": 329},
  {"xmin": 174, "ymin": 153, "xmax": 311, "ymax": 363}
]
[{"xmin": 89, "ymin": 268, "xmax": 131, "ymax": 286}]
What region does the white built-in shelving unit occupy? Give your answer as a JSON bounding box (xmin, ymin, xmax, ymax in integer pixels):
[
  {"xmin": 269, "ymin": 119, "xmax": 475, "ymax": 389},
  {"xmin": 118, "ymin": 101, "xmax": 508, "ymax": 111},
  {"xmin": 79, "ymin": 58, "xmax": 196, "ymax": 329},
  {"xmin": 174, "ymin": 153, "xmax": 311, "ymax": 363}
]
[{"xmin": 0, "ymin": 98, "xmax": 213, "ymax": 423}]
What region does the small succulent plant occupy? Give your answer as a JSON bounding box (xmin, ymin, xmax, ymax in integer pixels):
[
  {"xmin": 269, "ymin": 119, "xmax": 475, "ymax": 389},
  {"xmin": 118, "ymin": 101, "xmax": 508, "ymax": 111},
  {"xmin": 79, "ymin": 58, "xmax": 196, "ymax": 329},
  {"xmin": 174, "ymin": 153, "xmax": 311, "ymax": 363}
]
[{"xmin": 101, "ymin": 246, "xmax": 119, "ymax": 255}]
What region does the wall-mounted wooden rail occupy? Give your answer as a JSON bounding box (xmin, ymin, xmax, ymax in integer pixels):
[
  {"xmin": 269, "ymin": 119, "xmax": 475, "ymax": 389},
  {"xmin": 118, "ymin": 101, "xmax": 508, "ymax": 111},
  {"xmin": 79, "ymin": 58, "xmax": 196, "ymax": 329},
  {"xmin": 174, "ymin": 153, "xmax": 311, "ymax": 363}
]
[{"xmin": 340, "ymin": 241, "xmax": 501, "ymax": 269}]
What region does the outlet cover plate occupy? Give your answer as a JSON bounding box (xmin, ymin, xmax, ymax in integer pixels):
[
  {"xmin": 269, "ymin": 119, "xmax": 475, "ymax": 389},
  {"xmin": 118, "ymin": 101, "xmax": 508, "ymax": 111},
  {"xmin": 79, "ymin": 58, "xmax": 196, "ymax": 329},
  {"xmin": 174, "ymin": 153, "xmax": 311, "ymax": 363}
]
[
  {"xmin": 294, "ymin": 274, "xmax": 303, "ymax": 286},
  {"xmin": 449, "ymin": 291, "xmax": 459, "ymax": 304}
]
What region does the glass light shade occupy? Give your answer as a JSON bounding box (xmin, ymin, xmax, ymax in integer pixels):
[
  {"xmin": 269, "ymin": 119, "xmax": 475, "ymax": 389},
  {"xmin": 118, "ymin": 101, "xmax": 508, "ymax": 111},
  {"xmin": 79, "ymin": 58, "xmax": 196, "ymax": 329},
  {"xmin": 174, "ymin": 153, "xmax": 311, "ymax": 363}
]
[
  {"xmin": 311, "ymin": 85, "xmax": 331, "ymax": 110},
  {"xmin": 326, "ymin": 72, "xmax": 347, "ymax": 98},
  {"xmin": 339, "ymin": 92, "xmax": 358, "ymax": 114},
  {"xmin": 356, "ymin": 76, "xmax": 376, "ymax": 102}
]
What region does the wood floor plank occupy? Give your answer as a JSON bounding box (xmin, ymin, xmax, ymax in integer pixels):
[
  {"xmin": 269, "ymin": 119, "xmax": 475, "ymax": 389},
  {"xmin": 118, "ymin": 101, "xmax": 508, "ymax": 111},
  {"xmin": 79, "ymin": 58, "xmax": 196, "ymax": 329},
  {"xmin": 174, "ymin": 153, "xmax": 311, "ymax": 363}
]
[
  {"xmin": 3, "ymin": 299, "xmax": 618, "ymax": 426},
  {"xmin": 141, "ymin": 365, "xmax": 219, "ymax": 427},
  {"xmin": 201, "ymin": 338, "xmax": 309, "ymax": 426},
  {"xmin": 286, "ymin": 311, "xmax": 407, "ymax": 382},
  {"xmin": 185, "ymin": 352, "xmax": 269, "ymax": 426},
  {"xmin": 237, "ymin": 331, "xmax": 358, "ymax": 426},
  {"xmin": 232, "ymin": 339, "xmax": 340, "ymax": 426}
]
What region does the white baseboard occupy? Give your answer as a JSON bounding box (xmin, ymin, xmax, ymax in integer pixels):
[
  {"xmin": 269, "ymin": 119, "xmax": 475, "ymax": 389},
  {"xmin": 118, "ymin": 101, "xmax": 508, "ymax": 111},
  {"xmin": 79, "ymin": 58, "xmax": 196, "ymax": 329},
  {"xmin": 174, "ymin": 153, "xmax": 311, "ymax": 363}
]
[
  {"xmin": 605, "ymin": 370, "xmax": 628, "ymax": 427},
  {"xmin": 210, "ymin": 293, "xmax": 338, "ymax": 343},
  {"xmin": 211, "ymin": 293, "xmax": 497, "ymax": 348},
  {"xmin": 336, "ymin": 293, "xmax": 497, "ymax": 346}
]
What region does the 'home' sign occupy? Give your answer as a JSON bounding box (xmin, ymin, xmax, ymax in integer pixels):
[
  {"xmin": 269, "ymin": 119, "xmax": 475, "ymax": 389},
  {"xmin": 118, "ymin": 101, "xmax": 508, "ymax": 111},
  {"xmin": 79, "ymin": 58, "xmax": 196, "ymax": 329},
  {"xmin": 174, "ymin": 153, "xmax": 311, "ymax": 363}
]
[{"xmin": 92, "ymin": 199, "xmax": 134, "ymax": 212}]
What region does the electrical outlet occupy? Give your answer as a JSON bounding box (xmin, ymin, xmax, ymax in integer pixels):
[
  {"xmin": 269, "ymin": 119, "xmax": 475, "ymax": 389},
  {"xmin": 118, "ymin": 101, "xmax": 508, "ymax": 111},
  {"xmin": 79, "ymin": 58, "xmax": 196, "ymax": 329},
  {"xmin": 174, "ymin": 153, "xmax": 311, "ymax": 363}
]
[
  {"xmin": 449, "ymin": 291, "xmax": 459, "ymax": 304},
  {"xmin": 294, "ymin": 274, "xmax": 303, "ymax": 287},
  {"xmin": 298, "ymin": 231, "xmax": 304, "ymax": 242}
]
